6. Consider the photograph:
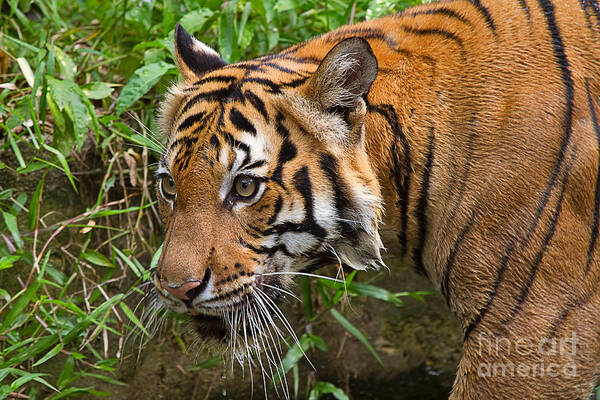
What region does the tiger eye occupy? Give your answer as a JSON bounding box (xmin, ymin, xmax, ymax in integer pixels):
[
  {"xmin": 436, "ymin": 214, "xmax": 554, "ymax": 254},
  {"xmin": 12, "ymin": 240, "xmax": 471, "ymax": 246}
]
[
  {"xmin": 234, "ymin": 176, "xmax": 257, "ymax": 198},
  {"xmin": 160, "ymin": 175, "xmax": 177, "ymax": 199}
]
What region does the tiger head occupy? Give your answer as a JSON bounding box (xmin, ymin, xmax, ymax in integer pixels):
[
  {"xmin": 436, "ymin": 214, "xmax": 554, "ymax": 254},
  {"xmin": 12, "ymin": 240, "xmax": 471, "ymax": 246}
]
[{"xmin": 152, "ymin": 24, "xmax": 384, "ymax": 350}]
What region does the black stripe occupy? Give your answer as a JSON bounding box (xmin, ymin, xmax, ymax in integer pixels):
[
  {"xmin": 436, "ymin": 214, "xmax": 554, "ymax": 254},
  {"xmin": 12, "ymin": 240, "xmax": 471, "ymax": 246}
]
[
  {"xmin": 263, "ymin": 61, "xmax": 297, "ymax": 74},
  {"xmin": 191, "ymin": 75, "xmax": 237, "ymax": 87},
  {"xmin": 257, "ymin": 166, "xmax": 328, "ymax": 239},
  {"xmin": 223, "ymin": 132, "xmax": 250, "ymax": 154},
  {"xmin": 392, "ymin": 48, "xmax": 438, "ymax": 69},
  {"xmin": 281, "ymin": 76, "xmax": 309, "ymax": 88},
  {"xmin": 259, "ymin": 52, "xmax": 321, "ymax": 65},
  {"xmin": 409, "ymin": 7, "xmax": 473, "ymax": 26},
  {"xmin": 324, "ymin": 29, "xmax": 398, "ymax": 50},
  {"xmin": 401, "ymin": 26, "xmax": 465, "ymax": 55},
  {"xmin": 586, "ymin": 78, "xmax": 600, "ymax": 274},
  {"xmin": 319, "ymin": 153, "xmax": 354, "ymax": 237},
  {"xmin": 169, "ymin": 136, "xmax": 199, "ymax": 150},
  {"xmin": 292, "ymin": 166, "xmax": 327, "ymax": 238},
  {"xmin": 223, "ymin": 132, "xmax": 251, "ymax": 171},
  {"xmin": 175, "ymin": 148, "xmax": 193, "ymax": 173},
  {"xmin": 464, "ymin": 238, "xmax": 515, "ymax": 340},
  {"xmin": 504, "ymin": 157, "xmax": 574, "ymax": 323},
  {"xmin": 468, "ymin": 0, "xmax": 497, "ymax": 35},
  {"xmin": 242, "ymin": 77, "xmax": 282, "ymax": 94},
  {"xmin": 285, "ymin": 55, "xmax": 320, "ymax": 64},
  {"xmin": 176, "ymin": 111, "xmax": 206, "ymax": 132},
  {"xmin": 181, "ymin": 87, "xmax": 232, "ymax": 115},
  {"xmin": 229, "ymin": 107, "xmax": 256, "ymax": 135},
  {"xmin": 412, "ymin": 127, "xmax": 436, "ymax": 277},
  {"xmin": 518, "ymin": 0, "xmax": 531, "ymax": 20},
  {"xmin": 244, "ymin": 90, "xmax": 269, "ymax": 122},
  {"xmin": 524, "ymin": 0, "xmax": 575, "ymax": 245},
  {"xmin": 391, "ymin": 142, "xmax": 409, "ymax": 252},
  {"xmin": 588, "ymin": 0, "xmax": 600, "ymax": 28},
  {"xmin": 267, "ymin": 195, "xmax": 283, "ymax": 225},
  {"xmin": 242, "ymin": 159, "xmax": 266, "ymax": 171},
  {"xmin": 271, "ymin": 113, "xmax": 297, "ymax": 187},
  {"xmin": 367, "ymin": 103, "xmax": 411, "ymax": 252},
  {"xmin": 217, "ymin": 105, "xmax": 226, "ymax": 127},
  {"xmin": 441, "ymin": 210, "xmax": 477, "ymax": 306},
  {"xmin": 243, "ymin": 225, "xmax": 261, "ymax": 239},
  {"xmin": 580, "ymin": 0, "xmax": 596, "ymax": 34},
  {"xmin": 465, "ymin": 0, "xmax": 575, "ymax": 340},
  {"xmin": 209, "ymin": 134, "xmax": 221, "ymax": 160}
]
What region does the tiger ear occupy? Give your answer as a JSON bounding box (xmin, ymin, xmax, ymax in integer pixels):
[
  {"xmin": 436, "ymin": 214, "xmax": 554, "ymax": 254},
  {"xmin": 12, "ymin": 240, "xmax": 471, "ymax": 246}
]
[
  {"xmin": 303, "ymin": 37, "xmax": 378, "ymax": 112},
  {"xmin": 174, "ymin": 23, "xmax": 227, "ymax": 84}
]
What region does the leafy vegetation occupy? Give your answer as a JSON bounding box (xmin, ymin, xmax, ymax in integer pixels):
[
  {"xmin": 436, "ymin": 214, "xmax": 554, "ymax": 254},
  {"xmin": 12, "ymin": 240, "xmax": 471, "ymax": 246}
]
[{"xmin": 0, "ymin": 0, "xmax": 438, "ymax": 398}]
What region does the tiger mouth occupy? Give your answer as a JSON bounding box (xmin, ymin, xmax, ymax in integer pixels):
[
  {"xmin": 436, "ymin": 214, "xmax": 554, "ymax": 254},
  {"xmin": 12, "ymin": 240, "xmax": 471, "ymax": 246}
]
[
  {"xmin": 190, "ymin": 314, "xmax": 229, "ymax": 341},
  {"xmin": 174, "ymin": 280, "xmax": 287, "ymax": 343}
]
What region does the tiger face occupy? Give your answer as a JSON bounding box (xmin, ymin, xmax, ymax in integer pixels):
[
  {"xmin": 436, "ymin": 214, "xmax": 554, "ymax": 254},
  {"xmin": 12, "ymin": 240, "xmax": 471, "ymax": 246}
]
[{"xmin": 153, "ymin": 24, "xmax": 383, "ymax": 348}]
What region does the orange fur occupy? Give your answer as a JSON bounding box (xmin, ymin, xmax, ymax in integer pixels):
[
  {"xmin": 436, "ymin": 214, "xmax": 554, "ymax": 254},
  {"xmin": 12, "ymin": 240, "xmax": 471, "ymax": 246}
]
[{"xmin": 154, "ymin": 1, "xmax": 600, "ymax": 398}]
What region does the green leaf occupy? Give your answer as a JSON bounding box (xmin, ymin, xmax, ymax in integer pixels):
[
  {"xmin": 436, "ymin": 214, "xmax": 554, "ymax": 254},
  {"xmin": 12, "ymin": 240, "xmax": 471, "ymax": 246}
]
[
  {"xmin": 2, "ymin": 211, "xmax": 23, "ymax": 249},
  {"xmin": 237, "ymin": 2, "xmax": 253, "ymax": 45},
  {"xmin": 119, "ymin": 302, "xmax": 149, "ymax": 336},
  {"xmin": 348, "ymin": 281, "xmax": 404, "ymax": 307},
  {"xmin": 7, "ymin": 131, "xmax": 26, "ymax": 169},
  {"xmin": 79, "ymin": 372, "xmax": 127, "ymax": 386},
  {"xmin": 46, "ymin": 76, "xmax": 92, "ymax": 148},
  {"xmin": 188, "ymin": 356, "xmax": 222, "ymax": 371},
  {"xmin": 301, "ymin": 276, "xmax": 312, "ymax": 319},
  {"xmin": 330, "ymin": 308, "xmax": 383, "ymax": 366},
  {"xmin": 32, "ymin": 343, "xmax": 64, "ymax": 367},
  {"xmin": 28, "ymin": 171, "xmax": 46, "ymax": 230},
  {"xmin": 49, "ymin": 386, "xmax": 105, "ymax": 399},
  {"xmin": 11, "ymin": 372, "xmax": 57, "ymax": 392},
  {"xmin": 309, "ymin": 382, "xmax": 349, "ymax": 400},
  {"xmin": 82, "ymin": 82, "xmax": 114, "ymax": 100},
  {"xmin": 57, "ymin": 356, "xmax": 75, "ymax": 389},
  {"xmin": 53, "ymin": 45, "xmax": 76, "ymax": 81},
  {"xmin": 0, "ymin": 280, "xmax": 39, "ymax": 333},
  {"xmin": 306, "ymin": 334, "xmax": 328, "ymax": 352},
  {"xmin": 180, "ymin": 8, "xmax": 214, "ymax": 34},
  {"xmin": 150, "ymin": 243, "xmax": 163, "ymax": 269},
  {"xmin": 0, "ymin": 335, "xmax": 59, "ymax": 371},
  {"xmin": 273, "ymin": 333, "xmax": 311, "ymax": 386},
  {"xmin": 81, "ymin": 249, "xmax": 114, "ymax": 268},
  {"xmin": 396, "ymin": 290, "xmax": 435, "ymax": 302},
  {"xmin": 111, "ymin": 245, "xmax": 143, "ymax": 277},
  {"xmin": 218, "ymin": 9, "xmax": 234, "ymax": 62},
  {"xmin": 115, "ymin": 62, "xmax": 174, "ymax": 116},
  {"xmin": 0, "ymin": 255, "xmax": 20, "ymax": 271},
  {"xmin": 124, "ymin": 0, "xmax": 156, "ymax": 30},
  {"xmin": 61, "ymin": 294, "xmax": 124, "ymax": 345},
  {"xmin": 41, "ymin": 143, "xmax": 78, "ymax": 192},
  {"xmin": 117, "ymin": 131, "xmax": 163, "ymax": 154},
  {"xmin": 0, "ymin": 288, "xmax": 10, "ymax": 301}
]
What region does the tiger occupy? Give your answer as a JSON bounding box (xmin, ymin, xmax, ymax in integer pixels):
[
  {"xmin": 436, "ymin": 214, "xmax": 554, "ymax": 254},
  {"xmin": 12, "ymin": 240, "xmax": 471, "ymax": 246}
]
[{"xmin": 150, "ymin": 0, "xmax": 600, "ymax": 398}]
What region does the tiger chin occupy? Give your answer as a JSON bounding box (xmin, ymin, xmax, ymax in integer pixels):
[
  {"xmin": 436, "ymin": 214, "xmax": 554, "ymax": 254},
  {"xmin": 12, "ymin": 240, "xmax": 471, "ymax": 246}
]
[{"xmin": 150, "ymin": 0, "xmax": 600, "ymax": 399}]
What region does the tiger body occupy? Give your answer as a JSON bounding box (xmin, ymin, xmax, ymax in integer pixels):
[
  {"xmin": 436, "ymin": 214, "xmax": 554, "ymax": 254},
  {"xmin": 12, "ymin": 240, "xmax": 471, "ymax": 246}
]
[{"xmin": 153, "ymin": 0, "xmax": 600, "ymax": 398}]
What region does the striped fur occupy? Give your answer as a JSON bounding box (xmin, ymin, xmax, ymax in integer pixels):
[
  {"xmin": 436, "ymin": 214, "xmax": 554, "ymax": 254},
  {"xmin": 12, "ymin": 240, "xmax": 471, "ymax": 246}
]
[{"xmin": 153, "ymin": 1, "xmax": 600, "ymax": 398}]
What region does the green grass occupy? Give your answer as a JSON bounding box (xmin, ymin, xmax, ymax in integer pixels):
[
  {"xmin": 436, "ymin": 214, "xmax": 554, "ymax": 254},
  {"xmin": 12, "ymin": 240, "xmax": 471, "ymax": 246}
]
[{"xmin": 0, "ymin": 0, "xmax": 429, "ymax": 398}]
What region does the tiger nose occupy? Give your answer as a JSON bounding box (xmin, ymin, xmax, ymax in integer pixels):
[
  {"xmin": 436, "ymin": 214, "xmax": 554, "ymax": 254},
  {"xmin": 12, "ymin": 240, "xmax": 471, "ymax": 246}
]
[{"xmin": 160, "ymin": 269, "xmax": 212, "ymax": 301}]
